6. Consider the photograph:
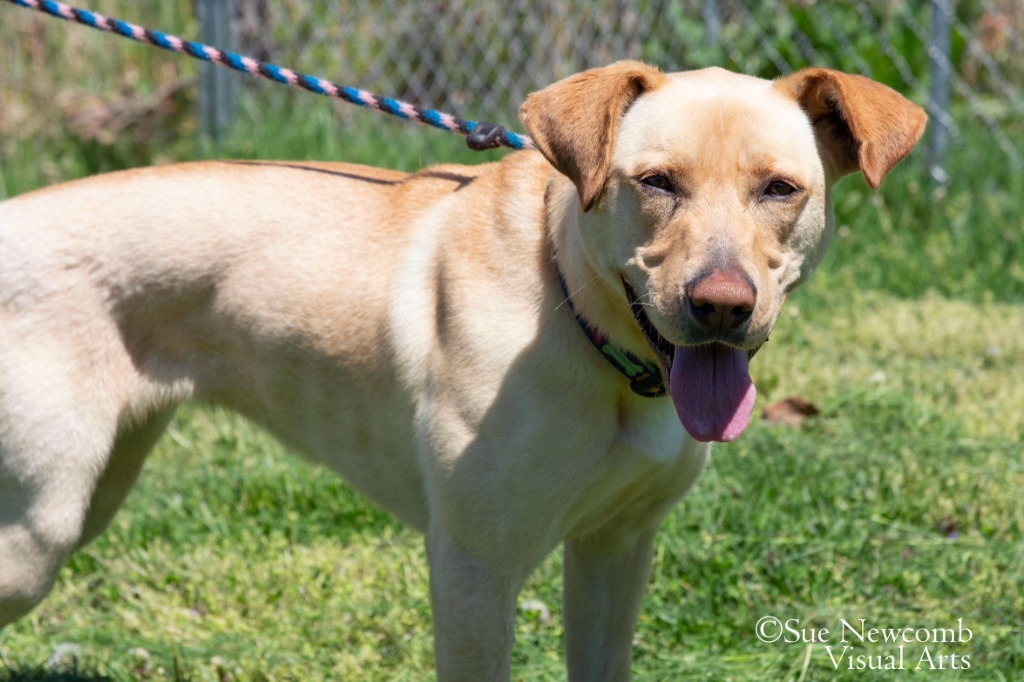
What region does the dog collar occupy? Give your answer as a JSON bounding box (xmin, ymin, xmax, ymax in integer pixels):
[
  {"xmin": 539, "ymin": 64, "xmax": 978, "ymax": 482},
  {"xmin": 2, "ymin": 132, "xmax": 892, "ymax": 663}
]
[{"xmin": 552, "ymin": 259, "xmax": 666, "ymax": 398}]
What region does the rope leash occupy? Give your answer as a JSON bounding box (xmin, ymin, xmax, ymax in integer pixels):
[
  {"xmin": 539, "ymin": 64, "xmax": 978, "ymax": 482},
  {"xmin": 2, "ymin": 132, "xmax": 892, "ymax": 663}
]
[{"xmin": 4, "ymin": 0, "xmax": 536, "ymax": 152}]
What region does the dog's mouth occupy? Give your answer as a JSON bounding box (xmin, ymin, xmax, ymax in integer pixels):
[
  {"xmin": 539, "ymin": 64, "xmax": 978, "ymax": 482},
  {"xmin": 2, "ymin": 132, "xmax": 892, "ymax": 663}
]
[{"xmin": 623, "ymin": 280, "xmax": 758, "ymax": 443}]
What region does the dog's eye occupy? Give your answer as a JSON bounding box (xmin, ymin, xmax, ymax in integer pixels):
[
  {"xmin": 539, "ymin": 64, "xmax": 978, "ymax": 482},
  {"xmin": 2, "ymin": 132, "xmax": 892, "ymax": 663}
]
[
  {"xmin": 640, "ymin": 174, "xmax": 675, "ymax": 194},
  {"xmin": 764, "ymin": 180, "xmax": 798, "ymax": 198}
]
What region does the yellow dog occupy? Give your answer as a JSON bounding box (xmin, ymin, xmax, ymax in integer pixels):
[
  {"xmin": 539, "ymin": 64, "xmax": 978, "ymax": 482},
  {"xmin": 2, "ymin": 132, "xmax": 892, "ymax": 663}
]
[{"xmin": 0, "ymin": 62, "xmax": 925, "ymax": 680}]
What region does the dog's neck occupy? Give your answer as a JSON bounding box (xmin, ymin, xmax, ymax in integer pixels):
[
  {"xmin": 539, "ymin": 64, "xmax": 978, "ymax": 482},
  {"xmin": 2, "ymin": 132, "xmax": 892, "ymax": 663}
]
[{"xmin": 545, "ymin": 175, "xmax": 666, "ymax": 395}]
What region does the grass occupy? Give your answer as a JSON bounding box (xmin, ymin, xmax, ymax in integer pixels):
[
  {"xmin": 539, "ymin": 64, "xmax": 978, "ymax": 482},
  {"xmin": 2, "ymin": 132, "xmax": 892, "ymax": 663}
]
[{"xmin": 2, "ymin": 15, "xmax": 1023, "ymax": 679}]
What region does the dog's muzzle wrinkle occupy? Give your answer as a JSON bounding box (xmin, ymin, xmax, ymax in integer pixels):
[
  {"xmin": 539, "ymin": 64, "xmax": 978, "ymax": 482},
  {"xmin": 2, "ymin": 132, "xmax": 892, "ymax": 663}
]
[{"xmin": 622, "ymin": 279, "xmax": 675, "ymax": 365}]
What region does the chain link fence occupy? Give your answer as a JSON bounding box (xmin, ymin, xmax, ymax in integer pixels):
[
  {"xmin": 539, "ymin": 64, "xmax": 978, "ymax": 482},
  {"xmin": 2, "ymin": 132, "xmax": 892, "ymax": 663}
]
[{"xmin": 1, "ymin": 0, "xmax": 1022, "ymax": 192}]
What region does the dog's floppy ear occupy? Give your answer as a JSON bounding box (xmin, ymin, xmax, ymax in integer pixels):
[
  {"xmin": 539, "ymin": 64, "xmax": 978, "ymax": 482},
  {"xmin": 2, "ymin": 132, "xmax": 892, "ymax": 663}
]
[
  {"xmin": 775, "ymin": 68, "xmax": 927, "ymax": 190},
  {"xmin": 520, "ymin": 61, "xmax": 668, "ymax": 211}
]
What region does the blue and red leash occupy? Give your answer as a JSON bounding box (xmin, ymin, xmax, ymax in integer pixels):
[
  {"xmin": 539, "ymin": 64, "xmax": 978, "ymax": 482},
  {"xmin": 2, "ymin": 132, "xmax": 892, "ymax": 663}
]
[
  {"xmin": 4, "ymin": 0, "xmax": 536, "ymax": 152},
  {"xmin": 5, "ymin": 0, "xmax": 679, "ymax": 399}
]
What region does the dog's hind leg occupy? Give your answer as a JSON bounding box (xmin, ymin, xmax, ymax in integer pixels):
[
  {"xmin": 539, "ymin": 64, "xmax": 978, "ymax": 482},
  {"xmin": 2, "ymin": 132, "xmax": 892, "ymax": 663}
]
[
  {"xmin": 77, "ymin": 407, "xmax": 176, "ymax": 548},
  {"xmin": 0, "ymin": 414, "xmax": 111, "ymax": 624},
  {"xmin": 0, "ymin": 353, "xmax": 175, "ymax": 626}
]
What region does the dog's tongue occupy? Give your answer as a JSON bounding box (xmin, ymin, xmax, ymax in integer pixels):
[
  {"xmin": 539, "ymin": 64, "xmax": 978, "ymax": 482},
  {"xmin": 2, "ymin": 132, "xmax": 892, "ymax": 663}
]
[{"xmin": 668, "ymin": 344, "xmax": 756, "ymax": 442}]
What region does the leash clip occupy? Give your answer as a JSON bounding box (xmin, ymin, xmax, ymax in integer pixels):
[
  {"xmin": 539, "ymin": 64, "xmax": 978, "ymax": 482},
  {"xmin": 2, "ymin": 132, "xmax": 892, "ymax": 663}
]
[{"xmin": 466, "ymin": 121, "xmax": 506, "ymax": 151}]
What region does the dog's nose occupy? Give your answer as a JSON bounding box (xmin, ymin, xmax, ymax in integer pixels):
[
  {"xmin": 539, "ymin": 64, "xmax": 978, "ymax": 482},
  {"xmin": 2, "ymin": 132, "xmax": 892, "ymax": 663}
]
[{"xmin": 686, "ymin": 270, "xmax": 757, "ymax": 332}]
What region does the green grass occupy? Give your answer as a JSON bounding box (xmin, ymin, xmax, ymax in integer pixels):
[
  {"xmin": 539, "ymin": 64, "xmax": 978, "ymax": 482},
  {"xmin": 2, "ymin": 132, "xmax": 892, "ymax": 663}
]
[{"xmin": 2, "ymin": 42, "xmax": 1023, "ymax": 681}]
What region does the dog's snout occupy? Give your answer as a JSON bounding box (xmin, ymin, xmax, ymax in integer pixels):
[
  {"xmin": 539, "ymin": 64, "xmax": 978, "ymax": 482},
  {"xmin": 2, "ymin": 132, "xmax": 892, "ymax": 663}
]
[{"xmin": 686, "ymin": 270, "xmax": 757, "ymax": 332}]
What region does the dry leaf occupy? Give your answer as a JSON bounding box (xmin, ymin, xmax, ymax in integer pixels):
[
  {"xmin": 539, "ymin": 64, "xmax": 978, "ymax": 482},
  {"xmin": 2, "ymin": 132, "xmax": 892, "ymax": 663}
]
[{"xmin": 762, "ymin": 396, "xmax": 820, "ymax": 428}]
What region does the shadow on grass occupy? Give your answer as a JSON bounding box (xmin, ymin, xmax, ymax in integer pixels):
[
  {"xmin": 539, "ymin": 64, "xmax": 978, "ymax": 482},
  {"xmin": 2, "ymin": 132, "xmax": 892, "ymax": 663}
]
[
  {"xmin": 1, "ymin": 658, "xmax": 196, "ymax": 682},
  {"xmin": 0, "ymin": 669, "xmax": 112, "ymax": 682}
]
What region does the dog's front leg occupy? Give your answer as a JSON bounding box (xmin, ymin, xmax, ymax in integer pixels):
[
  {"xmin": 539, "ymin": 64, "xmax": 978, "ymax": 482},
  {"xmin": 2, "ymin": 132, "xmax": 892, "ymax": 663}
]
[
  {"xmin": 563, "ymin": 526, "xmax": 659, "ymax": 682},
  {"xmin": 427, "ymin": 529, "xmax": 522, "ymax": 682}
]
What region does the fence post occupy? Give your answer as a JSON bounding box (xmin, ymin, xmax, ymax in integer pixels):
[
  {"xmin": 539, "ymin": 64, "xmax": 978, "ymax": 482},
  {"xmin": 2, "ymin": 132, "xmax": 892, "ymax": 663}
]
[
  {"xmin": 927, "ymin": 0, "xmax": 951, "ymax": 187},
  {"xmin": 198, "ymin": 0, "xmax": 236, "ymax": 145},
  {"xmin": 702, "ymin": 0, "xmax": 722, "ymax": 50}
]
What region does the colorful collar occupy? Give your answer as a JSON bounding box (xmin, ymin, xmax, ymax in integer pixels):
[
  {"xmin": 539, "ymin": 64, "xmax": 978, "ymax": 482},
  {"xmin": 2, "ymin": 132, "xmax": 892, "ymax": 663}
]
[{"xmin": 552, "ymin": 259, "xmax": 666, "ymax": 398}]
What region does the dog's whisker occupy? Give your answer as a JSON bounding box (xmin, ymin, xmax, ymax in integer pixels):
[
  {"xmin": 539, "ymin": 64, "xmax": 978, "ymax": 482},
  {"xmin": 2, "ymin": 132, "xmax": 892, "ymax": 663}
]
[{"xmin": 555, "ymin": 275, "xmax": 599, "ymax": 311}]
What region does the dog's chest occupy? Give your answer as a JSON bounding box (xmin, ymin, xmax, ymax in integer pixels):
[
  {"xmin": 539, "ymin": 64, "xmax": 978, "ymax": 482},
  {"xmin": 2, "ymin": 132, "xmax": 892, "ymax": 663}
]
[{"xmin": 560, "ymin": 398, "xmax": 710, "ymax": 539}]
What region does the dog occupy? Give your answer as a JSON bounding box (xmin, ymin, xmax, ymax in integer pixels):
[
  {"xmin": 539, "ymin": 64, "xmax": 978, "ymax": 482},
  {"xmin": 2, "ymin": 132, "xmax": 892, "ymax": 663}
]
[{"xmin": 0, "ymin": 62, "xmax": 925, "ymax": 680}]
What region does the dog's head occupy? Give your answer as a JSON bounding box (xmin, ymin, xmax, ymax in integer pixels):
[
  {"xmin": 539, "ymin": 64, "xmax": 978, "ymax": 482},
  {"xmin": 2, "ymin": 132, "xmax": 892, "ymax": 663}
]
[{"xmin": 521, "ymin": 62, "xmax": 926, "ymax": 443}]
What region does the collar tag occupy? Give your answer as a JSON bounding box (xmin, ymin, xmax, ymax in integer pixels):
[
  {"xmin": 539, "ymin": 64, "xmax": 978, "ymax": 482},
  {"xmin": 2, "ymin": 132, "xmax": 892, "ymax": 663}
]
[{"xmin": 629, "ymin": 371, "xmax": 667, "ymax": 398}]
